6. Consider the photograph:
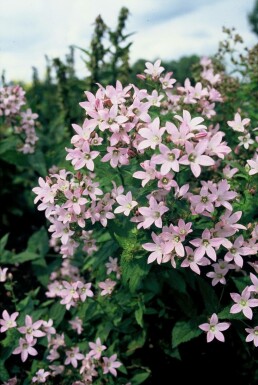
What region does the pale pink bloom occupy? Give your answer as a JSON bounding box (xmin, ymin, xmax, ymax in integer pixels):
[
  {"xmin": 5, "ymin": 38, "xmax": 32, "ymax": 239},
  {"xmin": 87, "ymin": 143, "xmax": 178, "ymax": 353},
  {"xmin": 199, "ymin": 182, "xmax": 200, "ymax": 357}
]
[
  {"xmin": 159, "ymin": 72, "xmax": 176, "ymax": 89},
  {"xmin": 238, "ymin": 133, "xmax": 254, "ymax": 149},
  {"xmin": 199, "ymin": 313, "xmax": 230, "ymax": 342},
  {"xmin": 210, "ymin": 180, "xmax": 237, "ymax": 211},
  {"xmin": 60, "ymin": 281, "xmax": 79, "ymax": 308},
  {"xmin": 151, "ymin": 144, "xmax": 181, "ymax": 174},
  {"xmin": 77, "ymin": 281, "xmax": 94, "ymax": 301},
  {"xmin": 165, "ymin": 121, "xmax": 194, "ymax": 146},
  {"xmin": 201, "ymin": 68, "xmax": 221, "ymax": 85},
  {"xmin": 227, "ymin": 113, "xmax": 250, "ymax": 132},
  {"xmin": 66, "ymin": 142, "xmax": 99, "ymax": 171},
  {"xmin": 41, "ymin": 319, "xmax": 56, "ymax": 340},
  {"xmin": 18, "ymin": 315, "xmax": 45, "ymax": 343},
  {"xmin": 102, "ymin": 354, "xmax": 122, "ymax": 377},
  {"xmin": 32, "ymin": 177, "xmax": 56, "ymax": 204},
  {"xmin": 47, "ymin": 347, "xmax": 60, "ymax": 362},
  {"xmin": 146, "ymin": 89, "xmax": 164, "ymax": 107},
  {"xmin": 181, "ymin": 246, "xmax": 210, "ymax": 275},
  {"xmin": 206, "ymin": 132, "xmax": 231, "ymax": 159},
  {"xmin": 144, "ymin": 59, "xmax": 164, "ymax": 79},
  {"xmin": 248, "ymin": 273, "xmax": 258, "ymax": 293},
  {"xmin": 179, "ymin": 140, "xmax": 215, "ymax": 177},
  {"xmin": 101, "ymin": 146, "xmax": 129, "ymax": 168},
  {"xmin": 206, "ymin": 265, "xmax": 227, "ymax": 286},
  {"xmin": 32, "ymin": 369, "xmax": 50, "ymax": 383},
  {"xmin": 138, "ymin": 118, "xmax": 165, "ymax": 150},
  {"xmin": 99, "ymin": 279, "xmax": 116, "ymax": 296},
  {"xmin": 0, "ymin": 267, "xmax": 8, "ymax": 282},
  {"xmin": 114, "ymin": 192, "xmax": 138, "ymax": 216},
  {"xmin": 190, "ymin": 229, "xmax": 223, "ymax": 261},
  {"xmin": 69, "ymin": 317, "xmax": 83, "ymax": 335},
  {"xmin": 224, "ymin": 235, "xmax": 253, "ymax": 268},
  {"xmin": 49, "ymin": 365, "xmax": 65, "ymax": 376},
  {"xmin": 0, "ymin": 310, "xmax": 19, "ymax": 332},
  {"xmin": 174, "ymin": 110, "xmax": 206, "ymax": 132},
  {"xmin": 133, "ymin": 160, "xmax": 156, "ymax": 187},
  {"xmin": 138, "ymin": 196, "xmax": 169, "ymax": 229},
  {"xmin": 89, "ymin": 337, "xmax": 107, "ymax": 359},
  {"xmin": 223, "ymin": 165, "xmax": 238, "ymax": 179},
  {"xmin": 200, "ymin": 56, "xmax": 212, "ymax": 68},
  {"xmin": 230, "ymin": 287, "xmax": 258, "ymax": 319},
  {"xmin": 142, "ymin": 232, "xmax": 173, "ymax": 264},
  {"xmin": 247, "ymin": 156, "xmax": 258, "ymax": 175},
  {"xmin": 189, "ymin": 186, "xmax": 217, "ymax": 214},
  {"xmin": 105, "ymin": 256, "xmax": 121, "ymax": 278},
  {"xmin": 111, "ymin": 181, "xmax": 124, "ymax": 199},
  {"xmin": 245, "ymin": 326, "xmax": 258, "ymax": 347},
  {"xmin": 63, "ymin": 189, "xmax": 88, "ymax": 215},
  {"xmin": 65, "ymin": 347, "xmax": 84, "ymax": 368},
  {"xmin": 214, "ymin": 210, "xmax": 246, "ymax": 237},
  {"xmin": 12, "ymin": 337, "xmax": 38, "ymax": 362},
  {"xmin": 70, "ymin": 122, "xmax": 95, "ymax": 145},
  {"xmin": 162, "ymin": 220, "xmax": 192, "ymax": 257}
]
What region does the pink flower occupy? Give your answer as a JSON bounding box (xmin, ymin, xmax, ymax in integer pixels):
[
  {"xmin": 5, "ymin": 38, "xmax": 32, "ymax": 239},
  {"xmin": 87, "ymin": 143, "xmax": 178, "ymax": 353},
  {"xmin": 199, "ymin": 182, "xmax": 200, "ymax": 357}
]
[
  {"xmin": 151, "ymin": 144, "xmax": 181, "ymax": 174},
  {"xmin": 0, "ymin": 267, "xmax": 8, "ymax": 282},
  {"xmin": 138, "ymin": 118, "xmax": 165, "ymax": 150},
  {"xmin": 69, "ymin": 317, "xmax": 83, "ymax": 335},
  {"xmin": 190, "ymin": 229, "xmax": 223, "ymax": 261},
  {"xmin": 206, "ymin": 265, "xmax": 227, "ymax": 286},
  {"xmin": 138, "ymin": 196, "xmax": 168, "ymax": 229},
  {"xmin": 32, "ymin": 369, "xmax": 50, "ymax": 383},
  {"xmin": 77, "ymin": 281, "xmax": 94, "ymax": 302},
  {"xmin": 12, "ymin": 337, "xmax": 38, "ymax": 362},
  {"xmin": 227, "ymin": 112, "xmax": 250, "ymax": 132},
  {"xmin": 102, "ymin": 354, "xmax": 122, "ymax": 377},
  {"xmin": 199, "ymin": 313, "xmax": 230, "ymax": 342},
  {"xmin": 18, "ymin": 315, "xmax": 45, "ymax": 343},
  {"xmin": 114, "ymin": 192, "xmax": 138, "ymax": 216},
  {"xmin": 230, "ymin": 287, "xmax": 258, "ymax": 319},
  {"xmin": 133, "ymin": 160, "xmax": 156, "ymax": 187},
  {"xmin": 174, "ymin": 110, "xmax": 206, "ymax": 132},
  {"xmin": 144, "ymin": 59, "xmax": 164, "ymax": 79},
  {"xmin": 247, "ymin": 156, "xmax": 258, "ymax": 175},
  {"xmin": 179, "ymin": 140, "xmax": 215, "ymax": 177},
  {"xmin": 98, "ymin": 279, "xmax": 116, "ymax": 296},
  {"xmin": 181, "ymin": 246, "xmax": 210, "ymax": 275},
  {"xmin": 248, "ymin": 273, "xmax": 258, "ymax": 293},
  {"xmin": 224, "ymin": 235, "xmax": 253, "ymax": 268},
  {"xmin": 65, "ymin": 347, "xmax": 84, "ymax": 368},
  {"xmin": 245, "ymin": 326, "xmax": 258, "ymax": 347},
  {"xmin": 101, "ymin": 147, "xmax": 129, "ymax": 168},
  {"xmin": 66, "ymin": 142, "xmax": 99, "ymax": 171},
  {"xmin": 89, "ymin": 337, "xmax": 107, "ymax": 359},
  {"xmin": 0, "ymin": 310, "xmax": 19, "ymax": 333},
  {"xmin": 142, "ymin": 232, "xmax": 173, "ymax": 264}
]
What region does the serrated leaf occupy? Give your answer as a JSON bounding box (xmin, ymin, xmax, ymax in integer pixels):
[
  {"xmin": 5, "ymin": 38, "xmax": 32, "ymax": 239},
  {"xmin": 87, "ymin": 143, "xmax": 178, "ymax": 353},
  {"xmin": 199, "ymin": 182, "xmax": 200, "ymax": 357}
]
[
  {"xmin": 172, "ymin": 319, "xmax": 202, "ymax": 348},
  {"xmin": 0, "ymin": 360, "xmax": 9, "ymax": 382}
]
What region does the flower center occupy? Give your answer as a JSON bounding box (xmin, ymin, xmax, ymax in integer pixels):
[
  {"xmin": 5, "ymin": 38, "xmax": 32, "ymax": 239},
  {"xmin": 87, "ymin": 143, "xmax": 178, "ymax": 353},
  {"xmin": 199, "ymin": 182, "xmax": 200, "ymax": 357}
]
[
  {"xmin": 188, "ymin": 154, "xmax": 196, "ymax": 162},
  {"xmin": 168, "ymin": 153, "xmax": 175, "ymax": 161}
]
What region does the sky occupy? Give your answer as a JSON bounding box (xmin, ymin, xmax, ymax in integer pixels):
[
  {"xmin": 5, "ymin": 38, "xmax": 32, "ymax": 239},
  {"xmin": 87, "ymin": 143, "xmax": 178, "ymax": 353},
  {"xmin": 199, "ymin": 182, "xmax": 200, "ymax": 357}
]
[{"xmin": 0, "ymin": 0, "xmax": 257, "ymax": 83}]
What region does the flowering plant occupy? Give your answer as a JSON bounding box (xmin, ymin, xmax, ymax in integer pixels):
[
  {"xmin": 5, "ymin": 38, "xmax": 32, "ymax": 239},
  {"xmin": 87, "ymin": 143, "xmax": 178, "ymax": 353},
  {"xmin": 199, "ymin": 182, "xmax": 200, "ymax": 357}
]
[{"xmin": 1, "ymin": 30, "xmax": 258, "ymax": 384}]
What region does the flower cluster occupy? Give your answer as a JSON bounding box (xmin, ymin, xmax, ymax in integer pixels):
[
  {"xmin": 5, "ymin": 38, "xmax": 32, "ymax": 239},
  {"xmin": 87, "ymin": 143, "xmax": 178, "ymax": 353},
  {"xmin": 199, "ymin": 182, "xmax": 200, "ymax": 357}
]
[{"xmin": 0, "ymin": 85, "xmax": 38, "ymax": 153}]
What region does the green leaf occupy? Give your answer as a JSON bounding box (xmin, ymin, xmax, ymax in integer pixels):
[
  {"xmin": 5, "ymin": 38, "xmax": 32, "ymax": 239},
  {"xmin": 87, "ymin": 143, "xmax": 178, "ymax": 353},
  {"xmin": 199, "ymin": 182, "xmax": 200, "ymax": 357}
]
[
  {"xmin": 172, "ymin": 319, "xmax": 202, "ymax": 348},
  {"xmin": 27, "ymin": 227, "xmax": 49, "ymax": 257},
  {"xmin": 218, "ymin": 305, "xmax": 243, "ymax": 320},
  {"xmin": 131, "ymin": 371, "xmax": 151, "ymax": 385},
  {"xmin": 49, "ymin": 302, "xmax": 66, "ymax": 327},
  {"xmin": 127, "ymin": 330, "xmax": 146, "ymax": 355},
  {"xmin": 0, "ymin": 136, "xmax": 19, "ymax": 155},
  {"xmin": 0, "ymin": 360, "xmax": 9, "ymax": 382},
  {"xmin": 0, "ymin": 233, "xmax": 9, "ymax": 253},
  {"xmin": 12, "ymin": 251, "xmax": 40, "ymax": 264},
  {"xmin": 135, "ymin": 305, "xmax": 144, "ymax": 328},
  {"xmin": 121, "ymin": 254, "xmax": 150, "ymax": 292}
]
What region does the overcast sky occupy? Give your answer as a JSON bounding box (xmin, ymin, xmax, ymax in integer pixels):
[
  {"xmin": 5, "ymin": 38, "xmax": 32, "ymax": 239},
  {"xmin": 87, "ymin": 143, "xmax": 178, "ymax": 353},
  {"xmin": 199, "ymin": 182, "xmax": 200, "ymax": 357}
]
[{"xmin": 0, "ymin": 0, "xmax": 257, "ymax": 83}]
